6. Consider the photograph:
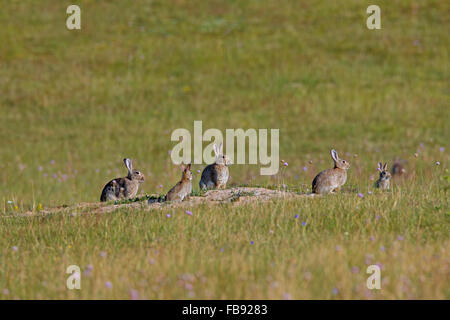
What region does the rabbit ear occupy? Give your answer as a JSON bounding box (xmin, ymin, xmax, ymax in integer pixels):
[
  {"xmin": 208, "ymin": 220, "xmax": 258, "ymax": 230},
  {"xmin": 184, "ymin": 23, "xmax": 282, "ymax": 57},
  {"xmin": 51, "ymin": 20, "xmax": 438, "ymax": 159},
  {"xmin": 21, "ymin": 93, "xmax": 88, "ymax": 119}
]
[
  {"xmin": 378, "ymin": 162, "xmax": 383, "ymax": 171},
  {"xmin": 180, "ymin": 164, "xmax": 185, "ymax": 171},
  {"xmin": 218, "ymin": 142, "xmax": 223, "ymax": 153},
  {"xmin": 124, "ymin": 158, "xmax": 133, "ymax": 174},
  {"xmin": 331, "ymin": 149, "xmax": 339, "ymax": 162},
  {"xmin": 187, "ymin": 163, "xmax": 191, "ymax": 170},
  {"xmin": 383, "ymin": 163, "xmax": 388, "ymax": 171},
  {"xmin": 213, "ymin": 143, "xmax": 219, "ymax": 157}
]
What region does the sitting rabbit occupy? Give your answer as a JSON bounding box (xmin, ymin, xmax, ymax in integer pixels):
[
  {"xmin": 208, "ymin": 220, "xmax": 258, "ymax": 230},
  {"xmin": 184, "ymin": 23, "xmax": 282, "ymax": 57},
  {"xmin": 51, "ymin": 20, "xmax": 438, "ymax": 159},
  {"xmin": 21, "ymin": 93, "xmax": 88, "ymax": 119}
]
[
  {"xmin": 199, "ymin": 143, "xmax": 232, "ymax": 190},
  {"xmin": 312, "ymin": 149, "xmax": 350, "ymax": 194},
  {"xmin": 100, "ymin": 158, "xmax": 145, "ymax": 202}
]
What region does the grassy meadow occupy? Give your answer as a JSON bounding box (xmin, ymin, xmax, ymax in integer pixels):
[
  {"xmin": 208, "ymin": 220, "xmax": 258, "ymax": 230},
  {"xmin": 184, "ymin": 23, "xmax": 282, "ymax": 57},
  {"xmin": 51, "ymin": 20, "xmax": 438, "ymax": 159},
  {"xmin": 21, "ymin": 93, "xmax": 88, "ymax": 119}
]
[{"xmin": 0, "ymin": 0, "xmax": 449, "ymax": 299}]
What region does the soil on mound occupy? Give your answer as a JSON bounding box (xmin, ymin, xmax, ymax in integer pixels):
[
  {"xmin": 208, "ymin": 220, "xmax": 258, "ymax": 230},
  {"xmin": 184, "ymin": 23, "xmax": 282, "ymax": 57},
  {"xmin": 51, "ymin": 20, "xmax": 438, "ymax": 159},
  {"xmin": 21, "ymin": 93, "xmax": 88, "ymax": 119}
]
[{"xmin": 13, "ymin": 187, "xmax": 315, "ymax": 217}]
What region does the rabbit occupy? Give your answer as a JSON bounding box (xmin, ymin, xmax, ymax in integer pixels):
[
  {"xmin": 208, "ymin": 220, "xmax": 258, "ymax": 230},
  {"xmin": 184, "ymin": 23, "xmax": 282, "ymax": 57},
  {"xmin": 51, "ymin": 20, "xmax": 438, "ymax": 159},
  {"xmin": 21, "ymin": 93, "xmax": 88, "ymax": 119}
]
[
  {"xmin": 166, "ymin": 163, "xmax": 193, "ymax": 202},
  {"xmin": 375, "ymin": 162, "xmax": 391, "ymax": 190},
  {"xmin": 312, "ymin": 149, "xmax": 350, "ymax": 194},
  {"xmin": 100, "ymin": 158, "xmax": 145, "ymax": 202},
  {"xmin": 199, "ymin": 143, "xmax": 232, "ymax": 190},
  {"xmin": 391, "ymin": 159, "xmax": 406, "ymax": 176}
]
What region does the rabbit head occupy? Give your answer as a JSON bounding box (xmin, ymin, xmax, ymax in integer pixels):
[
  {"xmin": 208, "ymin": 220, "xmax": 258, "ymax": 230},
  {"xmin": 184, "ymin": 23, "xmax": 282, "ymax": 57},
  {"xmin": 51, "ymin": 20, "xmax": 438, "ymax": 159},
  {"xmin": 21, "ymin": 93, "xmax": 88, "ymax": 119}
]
[
  {"xmin": 214, "ymin": 143, "xmax": 232, "ymax": 166},
  {"xmin": 378, "ymin": 162, "xmax": 391, "ymax": 181},
  {"xmin": 124, "ymin": 158, "xmax": 145, "ymax": 183},
  {"xmin": 181, "ymin": 163, "xmax": 193, "ymax": 181},
  {"xmin": 391, "ymin": 160, "xmax": 406, "ymax": 176},
  {"xmin": 331, "ymin": 149, "xmax": 350, "ymax": 170}
]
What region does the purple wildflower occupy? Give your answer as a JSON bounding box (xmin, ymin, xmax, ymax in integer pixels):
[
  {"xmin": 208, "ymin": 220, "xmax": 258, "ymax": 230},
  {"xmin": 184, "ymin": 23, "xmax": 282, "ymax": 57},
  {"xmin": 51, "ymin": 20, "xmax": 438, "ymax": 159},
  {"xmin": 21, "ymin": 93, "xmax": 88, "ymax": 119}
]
[
  {"xmin": 294, "ymin": 214, "xmax": 299, "ymax": 219},
  {"xmin": 105, "ymin": 281, "xmax": 112, "ymax": 289},
  {"xmin": 12, "ymin": 246, "xmax": 18, "ymax": 252},
  {"xmin": 2, "ymin": 289, "xmax": 9, "ymax": 295},
  {"xmin": 185, "ymin": 210, "xmax": 193, "ymax": 216},
  {"xmin": 302, "ymin": 221, "xmax": 307, "ymax": 226},
  {"xmin": 130, "ymin": 289, "xmax": 139, "ymax": 300},
  {"xmin": 282, "ymin": 292, "xmax": 292, "ymax": 300},
  {"xmin": 397, "ymin": 235, "xmax": 404, "ymax": 241},
  {"xmin": 250, "ymin": 241, "xmax": 254, "ymax": 245},
  {"xmin": 166, "ymin": 214, "xmax": 171, "ymax": 218},
  {"xmin": 439, "ymin": 147, "xmax": 445, "ymax": 152},
  {"xmin": 84, "ymin": 264, "xmax": 93, "ymax": 276},
  {"xmin": 283, "ymin": 162, "xmax": 288, "ymax": 167},
  {"xmin": 351, "ymin": 266, "xmax": 360, "ymax": 274},
  {"xmin": 302, "ymin": 166, "xmax": 308, "ymax": 172},
  {"xmin": 358, "ymin": 193, "xmax": 364, "ymax": 198},
  {"xmin": 332, "ymin": 288, "xmax": 339, "ymax": 295},
  {"xmin": 100, "ymin": 251, "xmax": 107, "ymax": 257}
]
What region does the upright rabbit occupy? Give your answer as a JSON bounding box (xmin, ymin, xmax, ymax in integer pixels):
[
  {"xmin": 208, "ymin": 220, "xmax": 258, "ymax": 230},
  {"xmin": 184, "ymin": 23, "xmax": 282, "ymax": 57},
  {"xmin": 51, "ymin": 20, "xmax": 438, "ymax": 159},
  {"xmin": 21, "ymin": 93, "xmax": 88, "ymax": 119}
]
[
  {"xmin": 375, "ymin": 162, "xmax": 391, "ymax": 190},
  {"xmin": 312, "ymin": 149, "xmax": 350, "ymax": 194},
  {"xmin": 199, "ymin": 143, "xmax": 232, "ymax": 190},
  {"xmin": 166, "ymin": 164, "xmax": 193, "ymax": 202},
  {"xmin": 100, "ymin": 158, "xmax": 145, "ymax": 202}
]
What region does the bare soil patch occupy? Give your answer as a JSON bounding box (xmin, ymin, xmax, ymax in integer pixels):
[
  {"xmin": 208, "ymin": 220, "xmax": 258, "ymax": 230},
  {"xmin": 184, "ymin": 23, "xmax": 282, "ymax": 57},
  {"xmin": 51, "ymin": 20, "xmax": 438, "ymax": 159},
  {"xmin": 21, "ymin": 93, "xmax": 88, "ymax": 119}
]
[{"xmin": 11, "ymin": 187, "xmax": 315, "ymax": 217}]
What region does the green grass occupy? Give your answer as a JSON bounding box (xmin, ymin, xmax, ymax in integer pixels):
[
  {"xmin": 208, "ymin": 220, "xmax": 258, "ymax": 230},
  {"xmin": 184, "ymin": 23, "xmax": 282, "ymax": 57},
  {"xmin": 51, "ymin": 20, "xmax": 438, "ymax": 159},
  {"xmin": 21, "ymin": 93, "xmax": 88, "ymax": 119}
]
[{"xmin": 0, "ymin": 0, "xmax": 449, "ymax": 299}]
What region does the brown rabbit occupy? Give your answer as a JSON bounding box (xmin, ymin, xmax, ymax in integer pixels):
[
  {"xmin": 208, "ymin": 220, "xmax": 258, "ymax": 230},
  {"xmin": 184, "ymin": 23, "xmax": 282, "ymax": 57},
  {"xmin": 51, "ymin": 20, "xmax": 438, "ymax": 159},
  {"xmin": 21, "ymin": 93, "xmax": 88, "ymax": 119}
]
[
  {"xmin": 391, "ymin": 159, "xmax": 406, "ymax": 176},
  {"xmin": 166, "ymin": 164, "xmax": 193, "ymax": 202},
  {"xmin": 312, "ymin": 149, "xmax": 350, "ymax": 194},
  {"xmin": 100, "ymin": 158, "xmax": 145, "ymax": 202}
]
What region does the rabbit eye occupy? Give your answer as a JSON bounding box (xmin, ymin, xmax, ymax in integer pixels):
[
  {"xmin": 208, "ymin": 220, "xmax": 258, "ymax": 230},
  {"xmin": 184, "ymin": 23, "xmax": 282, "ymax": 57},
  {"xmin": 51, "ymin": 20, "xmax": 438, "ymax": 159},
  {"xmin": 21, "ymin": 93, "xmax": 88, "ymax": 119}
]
[
  {"xmin": 342, "ymin": 160, "xmax": 346, "ymax": 164},
  {"xmin": 135, "ymin": 171, "xmax": 140, "ymax": 174}
]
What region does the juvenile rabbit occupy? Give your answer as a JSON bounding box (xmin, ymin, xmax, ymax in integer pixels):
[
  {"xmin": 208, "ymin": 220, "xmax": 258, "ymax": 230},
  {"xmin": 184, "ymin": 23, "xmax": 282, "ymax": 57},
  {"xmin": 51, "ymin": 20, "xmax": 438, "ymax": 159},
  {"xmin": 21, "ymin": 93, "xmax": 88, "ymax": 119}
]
[
  {"xmin": 166, "ymin": 164, "xmax": 193, "ymax": 202},
  {"xmin": 199, "ymin": 143, "xmax": 232, "ymax": 190},
  {"xmin": 375, "ymin": 162, "xmax": 391, "ymax": 190},
  {"xmin": 100, "ymin": 158, "xmax": 145, "ymax": 202},
  {"xmin": 312, "ymin": 149, "xmax": 350, "ymax": 194},
  {"xmin": 391, "ymin": 159, "xmax": 406, "ymax": 176}
]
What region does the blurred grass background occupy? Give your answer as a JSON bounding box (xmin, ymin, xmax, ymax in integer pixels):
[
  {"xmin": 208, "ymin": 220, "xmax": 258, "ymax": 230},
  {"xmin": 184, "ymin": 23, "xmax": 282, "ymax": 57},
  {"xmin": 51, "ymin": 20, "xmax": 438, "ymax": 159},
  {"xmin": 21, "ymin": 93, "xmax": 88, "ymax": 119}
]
[
  {"xmin": 1, "ymin": 0, "xmax": 447, "ymax": 207},
  {"xmin": 0, "ymin": 0, "xmax": 448, "ymax": 299}
]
